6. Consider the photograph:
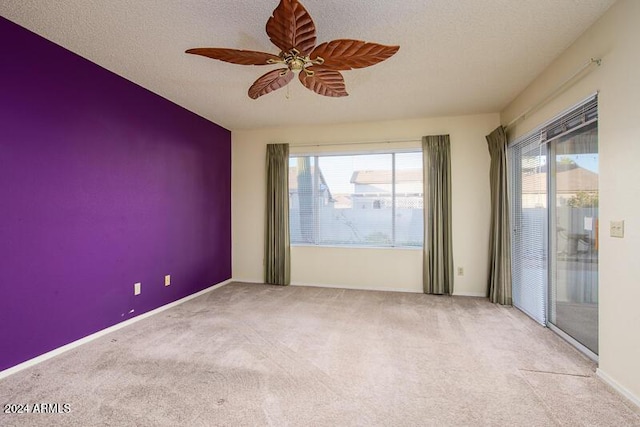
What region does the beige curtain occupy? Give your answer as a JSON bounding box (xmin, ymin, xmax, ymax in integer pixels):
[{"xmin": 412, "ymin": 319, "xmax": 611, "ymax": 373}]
[
  {"xmin": 265, "ymin": 143, "xmax": 290, "ymax": 285},
  {"xmin": 486, "ymin": 126, "xmax": 512, "ymax": 305},
  {"xmin": 422, "ymin": 135, "xmax": 454, "ymax": 295}
]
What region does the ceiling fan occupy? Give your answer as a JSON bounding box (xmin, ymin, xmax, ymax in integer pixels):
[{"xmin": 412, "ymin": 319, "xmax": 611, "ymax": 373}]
[{"xmin": 186, "ymin": 0, "xmax": 399, "ymax": 99}]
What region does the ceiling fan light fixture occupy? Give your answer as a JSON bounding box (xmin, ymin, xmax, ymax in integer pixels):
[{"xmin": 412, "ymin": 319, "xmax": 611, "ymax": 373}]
[{"xmin": 281, "ymin": 49, "xmax": 307, "ymax": 73}]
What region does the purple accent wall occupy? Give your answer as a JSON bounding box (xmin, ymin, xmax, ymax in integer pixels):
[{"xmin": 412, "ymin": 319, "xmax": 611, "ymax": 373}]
[{"xmin": 0, "ymin": 17, "xmax": 231, "ymax": 371}]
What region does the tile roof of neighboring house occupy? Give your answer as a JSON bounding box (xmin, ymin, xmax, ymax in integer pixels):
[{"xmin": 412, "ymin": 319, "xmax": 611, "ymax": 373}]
[
  {"xmin": 522, "ymin": 165, "xmax": 598, "ymax": 194},
  {"xmin": 350, "ymin": 169, "xmax": 422, "ymax": 184}
]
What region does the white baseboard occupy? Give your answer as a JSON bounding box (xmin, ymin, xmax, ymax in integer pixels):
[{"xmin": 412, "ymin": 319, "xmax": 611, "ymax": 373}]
[
  {"xmin": 231, "ymin": 278, "xmax": 264, "ymax": 285},
  {"xmin": 453, "ymin": 291, "xmax": 487, "ymax": 298},
  {"xmin": 596, "ymin": 368, "xmax": 640, "ymax": 409},
  {"xmin": 0, "ymin": 279, "xmax": 232, "ymax": 380},
  {"xmin": 290, "ymin": 282, "xmax": 422, "ymax": 293},
  {"xmin": 236, "ymin": 280, "xmax": 486, "ymax": 297}
]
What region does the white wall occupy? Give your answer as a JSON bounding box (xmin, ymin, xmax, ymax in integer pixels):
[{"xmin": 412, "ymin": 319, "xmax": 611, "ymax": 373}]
[
  {"xmin": 232, "ymin": 114, "xmax": 499, "ymax": 296},
  {"xmin": 502, "ymin": 0, "xmax": 640, "ymax": 405}
]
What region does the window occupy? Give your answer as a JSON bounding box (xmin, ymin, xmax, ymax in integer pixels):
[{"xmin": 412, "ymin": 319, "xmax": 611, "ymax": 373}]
[{"xmin": 289, "ymin": 151, "xmax": 423, "ymax": 247}]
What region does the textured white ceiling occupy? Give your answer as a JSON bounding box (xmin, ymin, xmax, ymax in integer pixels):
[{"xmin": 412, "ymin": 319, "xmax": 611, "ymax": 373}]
[{"xmin": 1, "ymin": 0, "xmax": 615, "ymax": 130}]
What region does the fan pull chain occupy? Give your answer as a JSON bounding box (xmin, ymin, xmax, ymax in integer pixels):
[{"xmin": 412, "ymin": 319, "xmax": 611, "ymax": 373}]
[{"xmin": 286, "ymin": 83, "xmax": 291, "ymax": 100}]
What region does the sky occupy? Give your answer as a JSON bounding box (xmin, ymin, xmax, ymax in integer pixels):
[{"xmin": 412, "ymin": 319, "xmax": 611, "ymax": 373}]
[
  {"xmin": 290, "ymin": 152, "xmax": 422, "ymax": 194},
  {"xmin": 562, "ymin": 153, "xmax": 598, "ymax": 173}
]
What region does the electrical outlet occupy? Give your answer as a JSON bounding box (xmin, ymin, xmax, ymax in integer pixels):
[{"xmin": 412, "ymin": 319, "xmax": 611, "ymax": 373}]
[
  {"xmin": 610, "ymin": 220, "xmax": 624, "ymax": 238},
  {"xmin": 164, "ymin": 275, "xmax": 171, "ymax": 287},
  {"xmin": 134, "ymin": 282, "xmax": 141, "ymax": 295},
  {"xmin": 457, "ymin": 267, "xmax": 464, "ymax": 276}
]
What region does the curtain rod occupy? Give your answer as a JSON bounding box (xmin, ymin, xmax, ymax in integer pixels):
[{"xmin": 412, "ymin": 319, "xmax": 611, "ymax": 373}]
[
  {"xmin": 505, "ymin": 57, "xmax": 602, "ymax": 131},
  {"xmin": 290, "ymin": 138, "xmax": 421, "ymax": 148}
]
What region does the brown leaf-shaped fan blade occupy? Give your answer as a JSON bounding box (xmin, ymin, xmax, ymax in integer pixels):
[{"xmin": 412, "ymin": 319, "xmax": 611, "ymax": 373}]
[
  {"xmin": 248, "ymin": 68, "xmax": 294, "ymax": 99},
  {"xmin": 299, "ymin": 67, "xmax": 348, "ymax": 97},
  {"xmin": 310, "ymin": 40, "xmax": 399, "ymax": 70},
  {"xmin": 266, "ymin": 0, "xmax": 316, "ymax": 56},
  {"xmin": 186, "ymin": 48, "xmax": 281, "ymax": 65}
]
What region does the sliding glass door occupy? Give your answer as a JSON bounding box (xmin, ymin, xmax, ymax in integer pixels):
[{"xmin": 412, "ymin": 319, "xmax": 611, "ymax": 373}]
[
  {"xmin": 549, "ymin": 122, "xmax": 599, "ymax": 354},
  {"xmin": 510, "ymin": 95, "xmax": 598, "ymax": 357}
]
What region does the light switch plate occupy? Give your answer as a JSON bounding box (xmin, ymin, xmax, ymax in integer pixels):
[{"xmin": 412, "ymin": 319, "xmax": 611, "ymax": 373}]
[
  {"xmin": 610, "ymin": 220, "xmax": 624, "ymax": 238},
  {"xmin": 164, "ymin": 275, "xmax": 171, "ymax": 287},
  {"xmin": 134, "ymin": 282, "xmax": 141, "ymax": 295}
]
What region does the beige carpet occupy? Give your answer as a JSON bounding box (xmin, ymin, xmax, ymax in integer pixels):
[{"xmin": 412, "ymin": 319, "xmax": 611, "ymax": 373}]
[{"xmin": 1, "ymin": 282, "xmax": 639, "ymax": 426}]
